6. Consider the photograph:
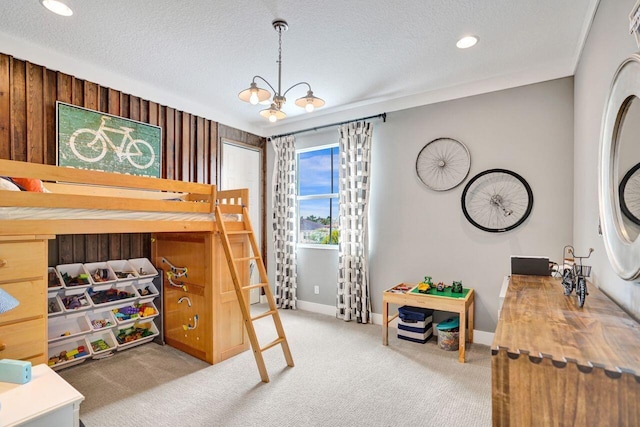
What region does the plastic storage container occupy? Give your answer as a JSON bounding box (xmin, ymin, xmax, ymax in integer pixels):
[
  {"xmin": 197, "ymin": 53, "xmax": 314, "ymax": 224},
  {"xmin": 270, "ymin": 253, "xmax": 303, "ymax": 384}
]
[
  {"xmin": 88, "ymin": 284, "xmax": 138, "ymax": 308},
  {"xmin": 133, "ymin": 281, "xmax": 159, "ymax": 299},
  {"xmin": 47, "ymin": 267, "xmax": 64, "ymax": 292},
  {"xmin": 84, "ymin": 262, "xmax": 118, "ymax": 291},
  {"xmin": 57, "ymin": 263, "xmax": 91, "ymax": 291},
  {"xmin": 47, "ymin": 294, "xmax": 64, "ymax": 317},
  {"xmin": 47, "ymin": 336, "xmax": 92, "ymax": 371},
  {"xmin": 59, "ymin": 290, "xmax": 93, "ymax": 313},
  {"xmin": 87, "ymin": 309, "xmax": 117, "ymax": 331},
  {"xmin": 128, "ymin": 258, "xmax": 158, "ymax": 284},
  {"xmin": 436, "ymin": 317, "xmax": 460, "ymax": 351},
  {"xmin": 115, "ymin": 321, "xmax": 159, "ymax": 351},
  {"xmin": 88, "ymin": 329, "xmax": 118, "ymax": 357},
  {"xmin": 47, "ymin": 312, "xmax": 92, "ymax": 343},
  {"xmin": 107, "ymin": 259, "xmax": 139, "ymax": 285},
  {"xmin": 112, "ymin": 298, "xmax": 159, "ymax": 326}
]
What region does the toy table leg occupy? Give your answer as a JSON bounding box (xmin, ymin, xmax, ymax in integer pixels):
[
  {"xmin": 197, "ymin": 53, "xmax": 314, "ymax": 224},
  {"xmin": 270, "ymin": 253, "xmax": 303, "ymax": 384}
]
[
  {"xmin": 468, "ymin": 301, "xmax": 474, "ymax": 343},
  {"xmin": 382, "ymin": 300, "xmax": 389, "ymax": 345},
  {"xmin": 459, "ymin": 307, "xmax": 466, "ymax": 363}
]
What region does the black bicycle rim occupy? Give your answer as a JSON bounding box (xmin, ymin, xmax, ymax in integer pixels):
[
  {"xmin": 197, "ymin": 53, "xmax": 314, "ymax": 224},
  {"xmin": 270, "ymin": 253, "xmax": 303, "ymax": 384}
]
[
  {"xmin": 461, "ymin": 168, "xmax": 534, "ymax": 233},
  {"xmin": 619, "ymin": 162, "xmax": 640, "ymax": 226}
]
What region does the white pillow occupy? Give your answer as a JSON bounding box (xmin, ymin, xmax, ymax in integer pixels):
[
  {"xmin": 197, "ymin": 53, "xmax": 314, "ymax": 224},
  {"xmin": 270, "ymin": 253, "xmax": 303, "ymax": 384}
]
[{"xmin": 0, "ymin": 178, "xmax": 20, "ymax": 191}]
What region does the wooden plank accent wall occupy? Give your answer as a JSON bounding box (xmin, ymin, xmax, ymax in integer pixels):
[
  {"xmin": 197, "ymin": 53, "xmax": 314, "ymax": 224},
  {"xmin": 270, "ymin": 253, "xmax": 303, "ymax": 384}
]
[{"xmin": 0, "ymin": 53, "xmax": 265, "ymax": 267}]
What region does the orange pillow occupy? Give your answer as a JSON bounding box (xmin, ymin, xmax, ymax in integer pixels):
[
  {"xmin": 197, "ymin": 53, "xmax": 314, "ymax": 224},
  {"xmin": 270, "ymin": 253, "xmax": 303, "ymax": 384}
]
[{"xmin": 11, "ymin": 177, "xmax": 45, "ymax": 192}]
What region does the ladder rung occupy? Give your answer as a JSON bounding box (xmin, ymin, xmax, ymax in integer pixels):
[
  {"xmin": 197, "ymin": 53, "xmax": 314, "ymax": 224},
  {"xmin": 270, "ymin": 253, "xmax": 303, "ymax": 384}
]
[
  {"xmin": 233, "ymin": 256, "xmax": 261, "ymax": 262},
  {"xmin": 226, "ymin": 230, "xmax": 251, "ymax": 235},
  {"xmin": 252, "ymin": 309, "xmax": 276, "ymax": 321},
  {"xmin": 243, "ymin": 282, "xmax": 269, "ymax": 291},
  {"xmin": 260, "ymin": 337, "xmax": 286, "ymax": 352}
]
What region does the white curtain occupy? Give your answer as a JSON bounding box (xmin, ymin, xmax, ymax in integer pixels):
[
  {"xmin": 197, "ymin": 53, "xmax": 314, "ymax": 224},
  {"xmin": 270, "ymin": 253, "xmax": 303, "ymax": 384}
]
[
  {"xmin": 271, "ymin": 135, "xmax": 297, "ymax": 309},
  {"xmin": 336, "ymin": 121, "xmax": 373, "ymax": 322}
]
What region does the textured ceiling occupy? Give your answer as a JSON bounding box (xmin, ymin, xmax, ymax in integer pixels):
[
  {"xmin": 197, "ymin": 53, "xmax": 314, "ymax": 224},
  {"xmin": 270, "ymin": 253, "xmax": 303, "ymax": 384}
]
[{"xmin": 0, "ymin": 0, "xmax": 598, "ymax": 136}]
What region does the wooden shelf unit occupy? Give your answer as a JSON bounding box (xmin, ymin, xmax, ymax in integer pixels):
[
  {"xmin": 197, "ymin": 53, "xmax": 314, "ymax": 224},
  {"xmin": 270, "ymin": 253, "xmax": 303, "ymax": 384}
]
[{"xmin": 492, "ymin": 275, "xmax": 640, "ymax": 426}]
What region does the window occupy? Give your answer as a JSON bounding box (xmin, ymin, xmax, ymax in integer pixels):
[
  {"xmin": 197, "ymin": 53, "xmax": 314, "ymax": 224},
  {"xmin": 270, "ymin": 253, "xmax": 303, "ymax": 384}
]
[{"xmin": 297, "ymin": 145, "xmax": 339, "ymax": 247}]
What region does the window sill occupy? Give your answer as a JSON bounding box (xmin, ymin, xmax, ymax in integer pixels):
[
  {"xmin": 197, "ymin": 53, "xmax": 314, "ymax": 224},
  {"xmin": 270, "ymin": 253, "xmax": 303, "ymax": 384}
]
[{"xmin": 297, "ymin": 244, "xmax": 338, "ymax": 250}]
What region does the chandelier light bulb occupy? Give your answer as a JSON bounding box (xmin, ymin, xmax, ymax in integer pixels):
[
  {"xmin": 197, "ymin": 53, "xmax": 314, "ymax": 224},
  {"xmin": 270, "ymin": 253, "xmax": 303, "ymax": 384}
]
[
  {"xmin": 249, "ymin": 91, "xmax": 259, "ymax": 105},
  {"xmin": 269, "ymin": 112, "xmax": 278, "ymax": 123},
  {"xmin": 305, "ymin": 102, "xmax": 314, "ymax": 113}
]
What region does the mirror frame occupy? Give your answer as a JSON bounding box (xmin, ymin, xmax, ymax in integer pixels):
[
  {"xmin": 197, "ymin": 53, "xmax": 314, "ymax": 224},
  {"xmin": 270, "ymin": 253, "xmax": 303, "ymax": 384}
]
[{"xmin": 599, "ymin": 53, "xmax": 640, "ymax": 280}]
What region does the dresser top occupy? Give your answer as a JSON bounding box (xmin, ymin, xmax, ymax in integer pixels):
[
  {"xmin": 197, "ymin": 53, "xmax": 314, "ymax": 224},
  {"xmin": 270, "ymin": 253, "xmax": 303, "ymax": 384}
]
[{"xmin": 493, "ymin": 275, "xmax": 640, "ymax": 373}]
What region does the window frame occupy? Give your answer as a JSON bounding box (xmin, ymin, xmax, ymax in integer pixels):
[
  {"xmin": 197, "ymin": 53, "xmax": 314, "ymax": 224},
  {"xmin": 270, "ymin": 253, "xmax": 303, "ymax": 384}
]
[{"xmin": 296, "ymin": 143, "xmax": 339, "ymax": 250}]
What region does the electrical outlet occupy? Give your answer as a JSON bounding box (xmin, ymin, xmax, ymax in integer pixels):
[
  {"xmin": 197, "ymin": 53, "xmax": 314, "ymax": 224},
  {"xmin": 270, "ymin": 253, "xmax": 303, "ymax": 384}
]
[{"xmin": 314, "ymin": 285, "xmax": 319, "ymax": 294}]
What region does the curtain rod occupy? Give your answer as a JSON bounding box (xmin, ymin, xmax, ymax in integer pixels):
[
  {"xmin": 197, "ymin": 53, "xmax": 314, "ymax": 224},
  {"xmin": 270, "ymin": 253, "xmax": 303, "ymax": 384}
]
[{"xmin": 268, "ymin": 112, "xmax": 387, "ymax": 140}]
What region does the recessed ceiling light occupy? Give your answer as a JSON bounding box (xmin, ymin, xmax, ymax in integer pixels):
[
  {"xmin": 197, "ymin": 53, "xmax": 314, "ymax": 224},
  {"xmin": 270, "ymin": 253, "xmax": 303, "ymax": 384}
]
[
  {"xmin": 40, "ymin": 0, "xmax": 73, "ymax": 17},
  {"xmin": 456, "ymin": 36, "xmax": 478, "ymax": 49}
]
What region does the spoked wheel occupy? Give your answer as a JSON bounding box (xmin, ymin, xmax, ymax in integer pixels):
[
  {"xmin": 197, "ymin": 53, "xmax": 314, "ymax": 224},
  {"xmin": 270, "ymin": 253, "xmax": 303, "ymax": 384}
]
[
  {"xmin": 461, "ymin": 169, "xmax": 533, "ymax": 232},
  {"xmin": 576, "ymin": 277, "xmax": 587, "ymax": 308},
  {"xmin": 562, "ymin": 269, "xmax": 573, "ymax": 296}
]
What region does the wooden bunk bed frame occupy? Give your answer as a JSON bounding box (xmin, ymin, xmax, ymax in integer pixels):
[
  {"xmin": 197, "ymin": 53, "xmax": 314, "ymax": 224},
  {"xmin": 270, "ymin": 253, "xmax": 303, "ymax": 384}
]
[
  {"xmin": 0, "ymin": 158, "xmax": 246, "ymax": 235},
  {"xmin": 0, "ymin": 159, "xmax": 251, "ymax": 366}
]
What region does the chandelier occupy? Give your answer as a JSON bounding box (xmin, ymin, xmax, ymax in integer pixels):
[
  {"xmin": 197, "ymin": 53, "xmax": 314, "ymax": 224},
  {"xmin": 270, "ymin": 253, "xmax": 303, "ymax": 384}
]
[{"xmin": 238, "ymin": 19, "xmax": 325, "ymax": 123}]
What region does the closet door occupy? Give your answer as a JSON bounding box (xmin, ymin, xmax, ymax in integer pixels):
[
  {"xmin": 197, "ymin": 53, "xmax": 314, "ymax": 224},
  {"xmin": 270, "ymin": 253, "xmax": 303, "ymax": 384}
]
[{"xmin": 221, "ymin": 141, "xmax": 261, "ymax": 304}]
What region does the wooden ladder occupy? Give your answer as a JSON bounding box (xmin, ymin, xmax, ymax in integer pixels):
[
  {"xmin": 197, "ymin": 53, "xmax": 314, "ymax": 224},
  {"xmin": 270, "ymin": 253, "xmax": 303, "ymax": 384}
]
[{"xmin": 215, "ymin": 204, "xmax": 294, "ymax": 383}]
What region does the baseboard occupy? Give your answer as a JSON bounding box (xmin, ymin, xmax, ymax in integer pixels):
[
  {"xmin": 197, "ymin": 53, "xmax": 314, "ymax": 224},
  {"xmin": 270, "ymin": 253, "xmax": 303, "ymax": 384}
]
[
  {"xmin": 298, "ymin": 301, "xmax": 494, "ymax": 346},
  {"xmin": 296, "ymin": 300, "xmax": 336, "ymax": 316}
]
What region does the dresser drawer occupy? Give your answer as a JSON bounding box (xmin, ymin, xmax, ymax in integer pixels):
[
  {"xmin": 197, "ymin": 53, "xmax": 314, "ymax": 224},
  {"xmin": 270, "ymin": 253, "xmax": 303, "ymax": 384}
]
[
  {"xmin": 0, "ymin": 241, "xmax": 46, "ymax": 282},
  {"xmin": 0, "ymin": 280, "xmax": 45, "ymax": 324},
  {"xmin": 0, "ymin": 317, "xmax": 46, "ymax": 361}
]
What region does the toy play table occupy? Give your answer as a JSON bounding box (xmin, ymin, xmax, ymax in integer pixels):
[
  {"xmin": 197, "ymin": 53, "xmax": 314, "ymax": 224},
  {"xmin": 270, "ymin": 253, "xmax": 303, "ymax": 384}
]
[{"xmin": 382, "ymin": 283, "xmax": 475, "ymax": 363}]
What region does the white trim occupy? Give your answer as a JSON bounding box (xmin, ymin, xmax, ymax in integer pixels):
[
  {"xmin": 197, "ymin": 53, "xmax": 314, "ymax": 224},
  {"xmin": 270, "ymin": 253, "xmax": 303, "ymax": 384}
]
[
  {"xmin": 296, "ymin": 143, "xmax": 339, "ymax": 154},
  {"xmin": 298, "ymin": 301, "xmax": 495, "ymax": 345},
  {"xmin": 297, "ymin": 243, "xmax": 338, "ymax": 250},
  {"xmin": 298, "ymin": 194, "xmax": 339, "ymax": 200},
  {"xmin": 572, "ymin": 0, "xmax": 601, "ymax": 74},
  {"xmin": 296, "ymin": 300, "xmax": 336, "ymax": 316}
]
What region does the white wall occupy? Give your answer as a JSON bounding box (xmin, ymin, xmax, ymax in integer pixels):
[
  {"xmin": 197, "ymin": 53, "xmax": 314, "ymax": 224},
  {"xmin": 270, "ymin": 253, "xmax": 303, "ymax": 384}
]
[
  {"xmin": 268, "ymin": 77, "xmax": 575, "ymax": 332},
  {"xmin": 574, "ymin": 0, "xmax": 640, "ymax": 317}
]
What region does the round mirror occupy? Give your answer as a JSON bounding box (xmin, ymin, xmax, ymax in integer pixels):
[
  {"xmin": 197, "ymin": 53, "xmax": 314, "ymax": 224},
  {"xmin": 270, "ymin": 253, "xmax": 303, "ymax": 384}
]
[{"xmin": 599, "ymin": 54, "xmax": 640, "ymax": 280}]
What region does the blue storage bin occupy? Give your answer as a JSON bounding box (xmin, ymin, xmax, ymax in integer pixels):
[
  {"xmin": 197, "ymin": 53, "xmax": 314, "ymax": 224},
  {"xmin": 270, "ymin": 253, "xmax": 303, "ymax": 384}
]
[{"xmin": 398, "ymin": 305, "xmax": 434, "ymax": 322}]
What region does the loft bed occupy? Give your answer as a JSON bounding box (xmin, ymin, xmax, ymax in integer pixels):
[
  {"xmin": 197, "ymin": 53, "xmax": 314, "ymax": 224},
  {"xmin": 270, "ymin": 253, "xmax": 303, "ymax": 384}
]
[
  {"xmin": 0, "ymin": 158, "xmax": 252, "ymax": 366},
  {"xmin": 0, "ymin": 158, "xmax": 247, "ymax": 235}
]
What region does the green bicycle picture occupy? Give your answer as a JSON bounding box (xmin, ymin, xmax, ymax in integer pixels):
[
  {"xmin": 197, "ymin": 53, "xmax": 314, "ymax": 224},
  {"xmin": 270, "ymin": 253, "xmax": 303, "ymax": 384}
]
[
  {"xmin": 57, "ymin": 102, "xmax": 161, "ymax": 177},
  {"xmin": 69, "ymin": 115, "xmax": 155, "ymax": 170}
]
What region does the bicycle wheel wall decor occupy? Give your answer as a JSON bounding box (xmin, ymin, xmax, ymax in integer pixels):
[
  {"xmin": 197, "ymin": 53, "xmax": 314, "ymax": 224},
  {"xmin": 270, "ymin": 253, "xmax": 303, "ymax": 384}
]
[
  {"xmin": 461, "ymin": 168, "xmax": 533, "ymax": 233},
  {"xmin": 619, "ymin": 162, "xmax": 640, "ymax": 225},
  {"xmin": 415, "ymin": 138, "xmax": 470, "ymax": 191}
]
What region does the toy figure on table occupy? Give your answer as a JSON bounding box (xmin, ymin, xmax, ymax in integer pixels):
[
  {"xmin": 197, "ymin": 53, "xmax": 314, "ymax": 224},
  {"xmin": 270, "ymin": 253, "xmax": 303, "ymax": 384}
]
[
  {"xmin": 452, "ymin": 281, "xmax": 463, "ymax": 293},
  {"xmin": 417, "ymin": 276, "xmax": 433, "ymax": 293}
]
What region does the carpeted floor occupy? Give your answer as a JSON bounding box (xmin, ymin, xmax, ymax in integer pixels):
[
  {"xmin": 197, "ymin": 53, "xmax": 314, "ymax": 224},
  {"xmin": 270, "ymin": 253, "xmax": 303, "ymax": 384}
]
[{"xmin": 59, "ymin": 307, "xmax": 492, "ymax": 427}]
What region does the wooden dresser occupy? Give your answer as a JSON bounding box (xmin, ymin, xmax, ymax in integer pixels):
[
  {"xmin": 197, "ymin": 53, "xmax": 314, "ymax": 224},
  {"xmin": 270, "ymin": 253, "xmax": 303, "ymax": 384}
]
[
  {"xmin": 0, "ymin": 235, "xmax": 53, "ymax": 365},
  {"xmin": 492, "ymin": 275, "xmax": 640, "ymax": 426},
  {"xmin": 152, "ymin": 232, "xmax": 249, "ymax": 364}
]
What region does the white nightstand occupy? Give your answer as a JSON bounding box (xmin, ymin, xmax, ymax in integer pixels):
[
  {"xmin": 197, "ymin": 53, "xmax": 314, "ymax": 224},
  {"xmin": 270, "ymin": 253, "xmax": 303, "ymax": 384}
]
[{"xmin": 0, "ymin": 364, "xmax": 84, "ymax": 427}]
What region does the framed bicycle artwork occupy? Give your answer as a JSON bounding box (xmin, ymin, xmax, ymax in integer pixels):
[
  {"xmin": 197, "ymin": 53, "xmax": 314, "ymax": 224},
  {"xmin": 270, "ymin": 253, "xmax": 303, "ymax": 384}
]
[{"xmin": 56, "ymin": 102, "xmax": 162, "ymax": 178}]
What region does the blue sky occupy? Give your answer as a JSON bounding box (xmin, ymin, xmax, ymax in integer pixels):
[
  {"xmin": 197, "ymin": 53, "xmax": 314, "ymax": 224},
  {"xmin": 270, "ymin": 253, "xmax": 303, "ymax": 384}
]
[
  {"xmin": 298, "ymin": 147, "xmax": 338, "ymax": 220},
  {"xmin": 298, "ymin": 147, "xmax": 338, "ymax": 196}
]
